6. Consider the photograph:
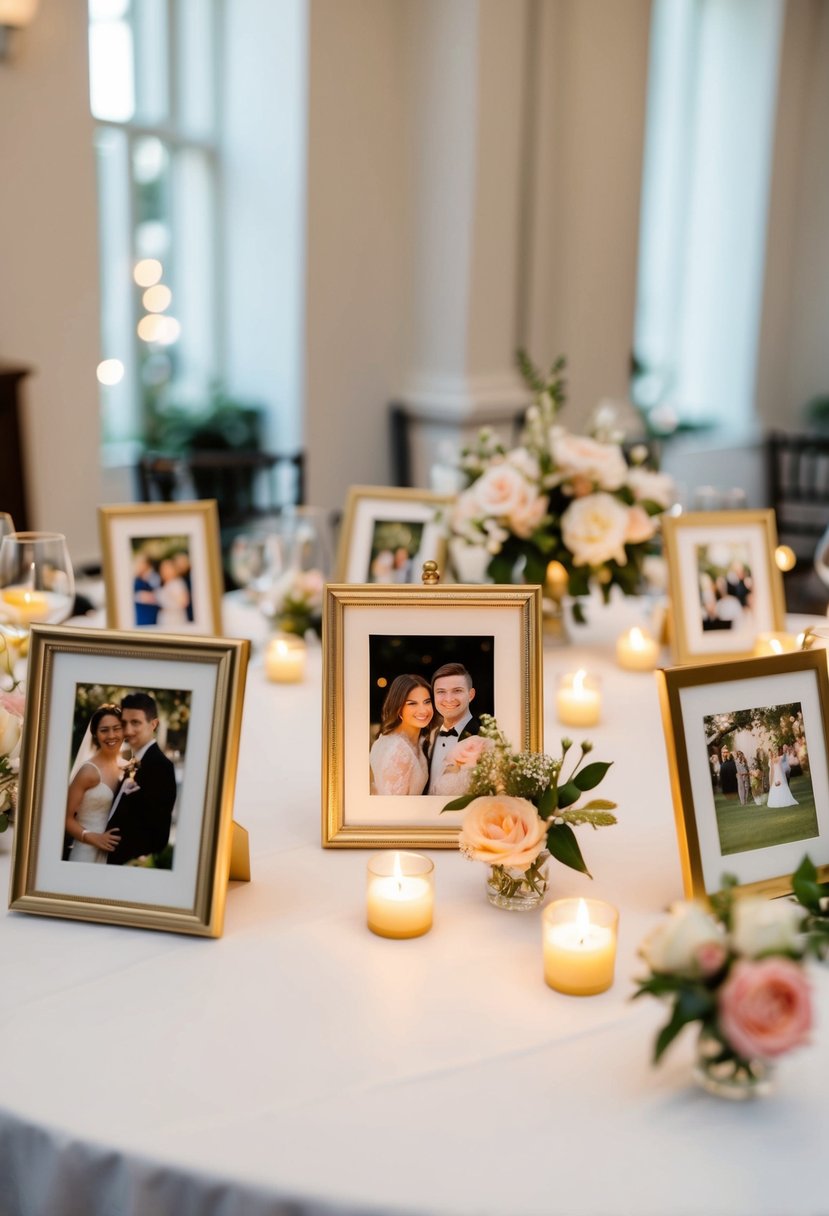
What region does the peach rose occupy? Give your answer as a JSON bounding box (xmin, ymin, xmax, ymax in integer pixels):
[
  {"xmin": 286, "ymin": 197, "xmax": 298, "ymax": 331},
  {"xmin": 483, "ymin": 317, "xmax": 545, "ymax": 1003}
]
[
  {"xmin": 508, "ymin": 492, "xmax": 548, "ymax": 539},
  {"xmin": 551, "ymin": 432, "xmax": 628, "ymax": 491},
  {"xmin": 459, "ymin": 795, "xmax": 547, "ymax": 870},
  {"xmin": 625, "ymin": 504, "xmax": 657, "ymax": 545},
  {"xmin": 718, "ymin": 958, "xmax": 812, "ymax": 1060},
  {"xmin": 473, "ymin": 463, "xmax": 529, "ymax": 519},
  {"xmin": 561, "ymin": 492, "xmax": 630, "ymax": 568}
]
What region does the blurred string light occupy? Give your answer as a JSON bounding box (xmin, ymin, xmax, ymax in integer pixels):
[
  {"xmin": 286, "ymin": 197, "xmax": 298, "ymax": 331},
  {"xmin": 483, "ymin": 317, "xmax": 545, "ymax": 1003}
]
[
  {"xmin": 775, "ymin": 545, "xmax": 797, "ymax": 573},
  {"xmin": 133, "ymin": 258, "xmax": 162, "ymax": 287},
  {"xmin": 96, "ymin": 358, "xmax": 124, "ymax": 386},
  {"xmin": 137, "ymin": 314, "xmax": 181, "ymax": 345},
  {"xmin": 142, "ymin": 284, "xmax": 172, "ymax": 313}
]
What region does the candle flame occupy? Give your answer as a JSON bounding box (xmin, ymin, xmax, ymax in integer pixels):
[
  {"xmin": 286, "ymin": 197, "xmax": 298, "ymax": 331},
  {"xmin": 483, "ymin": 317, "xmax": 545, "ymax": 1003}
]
[
  {"xmin": 276, "ymin": 639, "xmax": 288, "ymax": 656},
  {"xmin": 573, "ymin": 669, "xmax": 587, "ymax": 694},
  {"xmin": 576, "ymin": 898, "xmax": 590, "ymax": 944},
  {"xmin": 629, "ymin": 626, "xmax": 644, "ymax": 650},
  {"xmin": 393, "ymin": 851, "xmax": 404, "ymax": 893}
]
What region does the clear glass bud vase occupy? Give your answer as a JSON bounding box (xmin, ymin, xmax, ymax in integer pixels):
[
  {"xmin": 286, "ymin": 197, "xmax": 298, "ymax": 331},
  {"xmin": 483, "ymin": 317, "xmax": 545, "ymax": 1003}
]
[
  {"xmin": 485, "ymin": 855, "xmax": 549, "ymax": 911},
  {"xmin": 692, "ymin": 1028, "xmax": 775, "ymax": 1100}
]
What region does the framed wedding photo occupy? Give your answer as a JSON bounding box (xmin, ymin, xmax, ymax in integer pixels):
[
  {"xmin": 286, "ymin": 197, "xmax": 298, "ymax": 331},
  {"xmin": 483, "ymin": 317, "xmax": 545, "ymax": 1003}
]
[
  {"xmin": 335, "ymin": 485, "xmax": 454, "ymax": 584},
  {"xmin": 10, "ymin": 624, "xmax": 250, "ymax": 937},
  {"xmin": 99, "ymin": 500, "xmax": 224, "ymax": 635},
  {"xmin": 322, "ymin": 583, "xmax": 543, "ymax": 847},
  {"xmin": 662, "ymin": 509, "xmax": 786, "ymax": 665},
  {"xmin": 656, "ymin": 650, "xmax": 829, "ymax": 902}
]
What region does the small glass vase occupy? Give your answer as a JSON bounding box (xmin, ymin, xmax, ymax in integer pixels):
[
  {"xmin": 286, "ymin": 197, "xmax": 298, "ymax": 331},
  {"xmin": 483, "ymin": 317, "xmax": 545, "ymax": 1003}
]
[
  {"xmin": 486, "ymin": 855, "xmax": 549, "ymax": 911},
  {"xmin": 692, "ymin": 1029, "xmax": 775, "ymax": 1100}
]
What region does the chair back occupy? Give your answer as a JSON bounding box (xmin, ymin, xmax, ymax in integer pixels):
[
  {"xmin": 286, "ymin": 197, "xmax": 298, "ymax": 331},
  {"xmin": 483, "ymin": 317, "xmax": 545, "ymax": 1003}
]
[{"xmin": 767, "ymin": 431, "xmax": 829, "ymax": 559}]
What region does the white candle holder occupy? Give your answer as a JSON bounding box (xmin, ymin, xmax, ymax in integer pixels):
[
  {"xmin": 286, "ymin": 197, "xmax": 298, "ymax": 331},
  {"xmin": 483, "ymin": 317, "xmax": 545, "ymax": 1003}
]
[{"xmin": 366, "ymin": 851, "xmax": 434, "ymax": 939}]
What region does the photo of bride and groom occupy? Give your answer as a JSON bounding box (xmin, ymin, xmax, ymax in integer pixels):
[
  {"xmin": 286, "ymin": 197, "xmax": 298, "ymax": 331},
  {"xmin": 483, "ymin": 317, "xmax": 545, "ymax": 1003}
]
[
  {"xmin": 704, "ymin": 699, "xmax": 817, "ymax": 857},
  {"xmin": 696, "ymin": 541, "xmax": 754, "ymax": 637},
  {"xmin": 63, "ymin": 684, "xmax": 190, "ymax": 868},
  {"xmin": 368, "ymin": 634, "xmax": 495, "ymax": 800},
  {"xmin": 132, "ymin": 536, "xmax": 194, "ymax": 629}
]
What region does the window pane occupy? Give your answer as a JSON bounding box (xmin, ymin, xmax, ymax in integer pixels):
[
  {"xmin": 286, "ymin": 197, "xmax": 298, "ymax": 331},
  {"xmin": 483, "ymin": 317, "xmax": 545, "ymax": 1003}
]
[
  {"xmin": 176, "ymin": 0, "xmax": 218, "ymax": 138},
  {"xmin": 170, "ymin": 148, "xmax": 218, "ymax": 402},
  {"xmin": 133, "ymin": 0, "xmax": 170, "ymax": 125},
  {"xmin": 88, "ymin": 6, "xmax": 135, "ymax": 122}
]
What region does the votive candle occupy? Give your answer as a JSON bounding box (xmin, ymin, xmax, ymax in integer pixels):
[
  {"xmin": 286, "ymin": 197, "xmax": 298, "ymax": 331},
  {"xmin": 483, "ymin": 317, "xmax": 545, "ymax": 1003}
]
[
  {"xmin": 543, "ymin": 897, "xmax": 618, "ymax": 995},
  {"xmin": 366, "ymin": 851, "xmax": 434, "ymax": 939},
  {"xmin": 616, "ymin": 625, "xmax": 659, "ymax": 671},
  {"xmin": 556, "ymin": 669, "xmax": 601, "ymax": 727},
  {"xmin": 264, "ymin": 634, "xmax": 307, "ymax": 683},
  {"xmin": 753, "ymin": 631, "xmax": 798, "ymax": 657}
]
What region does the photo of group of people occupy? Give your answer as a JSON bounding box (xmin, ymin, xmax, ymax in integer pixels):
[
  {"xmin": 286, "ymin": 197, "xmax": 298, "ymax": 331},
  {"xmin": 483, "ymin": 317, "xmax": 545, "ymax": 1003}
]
[
  {"xmin": 697, "ymin": 542, "xmax": 754, "ymax": 636},
  {"xmin": 63, "ymin": 682, "xmax": 191, "ymax": 869},
  {"xmin": 704, "ymin": 700, "xmax": 817, "ymax": 857},
  {"xmin": 367, "ymin": 520, "xmax": 425, "ymax": 584},
  {"xmin": 132, "ymin": 536, "xmax": 194, "ymax": 628},
  {"xmin": 368, "ymin": 635, "xmax": 494, "ymax": 797}
]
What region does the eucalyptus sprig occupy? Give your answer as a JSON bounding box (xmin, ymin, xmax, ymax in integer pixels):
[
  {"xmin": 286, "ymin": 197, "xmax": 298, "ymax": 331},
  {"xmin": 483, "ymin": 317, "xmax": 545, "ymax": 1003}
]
[{"xmin": 441, "ymin": 713, "xmax": 616, "ymax": 878}]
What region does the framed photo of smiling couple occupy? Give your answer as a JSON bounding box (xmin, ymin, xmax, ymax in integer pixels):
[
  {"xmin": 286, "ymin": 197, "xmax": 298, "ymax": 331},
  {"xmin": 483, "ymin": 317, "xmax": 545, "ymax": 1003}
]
[
  {"xmin": 9, "ymin": 624, "xmax": 249, "ymax": 936},
  {"xmin": 322, "ymin": 582, "xmax": 543, "ymax": 847}
]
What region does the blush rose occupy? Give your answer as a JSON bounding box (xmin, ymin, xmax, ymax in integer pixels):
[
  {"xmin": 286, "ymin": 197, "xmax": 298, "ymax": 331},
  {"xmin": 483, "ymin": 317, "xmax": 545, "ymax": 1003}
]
[
  {"xmin": 718, "ymin": 957, "xmax": 812, "ymax": 1060},
  {"xmin": 459, "ymin": 795, "xmax": 547, "ymax": 870}
]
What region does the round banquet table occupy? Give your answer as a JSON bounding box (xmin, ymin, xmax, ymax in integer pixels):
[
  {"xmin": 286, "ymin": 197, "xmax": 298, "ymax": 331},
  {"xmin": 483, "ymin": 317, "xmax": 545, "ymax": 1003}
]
[{"xmin": 2, "ymin": 603, "xmax": 829, "ymax": 1216}]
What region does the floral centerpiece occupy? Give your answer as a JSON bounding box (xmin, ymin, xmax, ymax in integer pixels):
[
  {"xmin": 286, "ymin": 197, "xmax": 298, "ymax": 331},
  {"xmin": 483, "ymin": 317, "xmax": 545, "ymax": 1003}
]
[
  {"xmin": 259, "ymin": 568, "xmax": 324, "ymax": 639},
  {"xmin": 634, "ymin": 878, "xmax": 813, "ymax": 1097},
  {"xmin": 0, "ymin": 636, "xmax": 24, "ymax": 833},
  {"xmin": 441, "ymin": 715, "xmax": 617, "ymax": 909},
  {"xmin": 449, "ymin": 352, "xmax": 674, "ymax": 618},
  {"xmin": 791, "ymin": 854, "xmax": 829, "ymax": 959}
]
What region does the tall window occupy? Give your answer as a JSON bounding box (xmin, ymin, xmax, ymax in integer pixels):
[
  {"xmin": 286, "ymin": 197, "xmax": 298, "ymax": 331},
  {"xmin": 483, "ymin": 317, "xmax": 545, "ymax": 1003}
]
[
  {"xmin": 89, "ymin": 0, "xmax": 221, "ymax": 455},
  {"xmin": 634, "ymin": 0, "xmax": 784, "ymax": 434}
]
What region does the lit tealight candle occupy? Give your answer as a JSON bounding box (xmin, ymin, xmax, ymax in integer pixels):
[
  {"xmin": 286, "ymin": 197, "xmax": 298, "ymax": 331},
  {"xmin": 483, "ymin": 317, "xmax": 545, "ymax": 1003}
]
[
  {"xmin": 616, "ymin": 625, "xmax": 659, "ymax": 671},
  {"xmin": 543, "ymin": 897, "xmax": 618, "ymax": 995},
  {"xmin": 264, "ymin": 634, "xmax": 307, "ymax": 683},
  {"xmin": 556, "ymin": 669, "xmax": 601, "ymax": 727},
  {"xmin": 753, "ymin": 631, "xmax": 798, "ymax": 657},
  {"xmin": 366, "ymin": 851, "xmax": 434, "ymax": 939},
  {"xmin": 1, "ymin": 586, "xmax": 50, "ymax": 628}
]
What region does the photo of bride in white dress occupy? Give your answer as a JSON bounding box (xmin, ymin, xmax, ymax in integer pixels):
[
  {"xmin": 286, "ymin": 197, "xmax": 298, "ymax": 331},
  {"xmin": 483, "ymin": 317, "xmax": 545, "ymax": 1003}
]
[
  {"xmin": 766, "ymin": 745, "xmax": 798, "ymax": 808},
  {"xmin": 369, "ymin": 674, "xmax": 433, "ymax": 795},
  {"xmin": 65, "ymin": 703, "xmax": 125, "ymax": 863}
]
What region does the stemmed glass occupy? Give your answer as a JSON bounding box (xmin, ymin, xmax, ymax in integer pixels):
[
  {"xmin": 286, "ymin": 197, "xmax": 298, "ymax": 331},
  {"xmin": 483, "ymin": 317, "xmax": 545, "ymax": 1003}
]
[{"xmin": 0, "ymin": 532, "xmax": 75, "ymax": 642}]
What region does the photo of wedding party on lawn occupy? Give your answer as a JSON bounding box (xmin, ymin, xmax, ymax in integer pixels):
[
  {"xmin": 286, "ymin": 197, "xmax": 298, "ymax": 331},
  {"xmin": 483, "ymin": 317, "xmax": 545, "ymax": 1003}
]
[
  {"xmin": 131, "ymin": 535, "xmax": 194, "ymax": 628},
  {"xmin": 697, "ymin": 541, "xmax": 754, "ymax": 637},
  {"xmin": 63, "ymin": 682, "xmax": 192, "ymax": 870},
  {"xmin": 367, "ymin": 634, "xmax": 495, "ymax": 798},
  {"xmin": 704, "ymin": 700, "xmax": 817, "ymax": 857}
]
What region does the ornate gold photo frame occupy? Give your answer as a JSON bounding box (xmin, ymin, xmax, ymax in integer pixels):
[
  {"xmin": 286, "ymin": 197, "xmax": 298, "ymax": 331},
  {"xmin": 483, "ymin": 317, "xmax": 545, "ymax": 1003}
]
[
  {"xmin": 99, "ymin": 500, "xmax": 224, "ymax": 636},
  {"xmin": 662, "ymin": 509, "xmax": 786, "ymax": 665},
  {"xmin": 656, "ymin": 650, "xmax": 829, "ymax": 902},
  {"xmin": 10, "ymin": 624, "xmax": 249, "ymax": 937},
  {"xmin": 335, "ymin": 485, "xmax": 453, "ymax": 583},
  {"xmin": 322, "ymin": 583, "xmax": 543, "ymax": 848}
]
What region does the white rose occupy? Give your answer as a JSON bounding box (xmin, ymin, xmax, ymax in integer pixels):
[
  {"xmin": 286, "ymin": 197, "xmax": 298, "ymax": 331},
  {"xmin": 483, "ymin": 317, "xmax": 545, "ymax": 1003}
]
[
  {"xmin": 731, "ymin": 897, "xmax": 804, "ymax": 958},
  {"xmin": 551, "ymin": 432, "xmax": 628, "ymax": 491},
  {"xmin": 626, "ymin": 467, "xmax": 675, "ymax": 510},
  {"xmin": 473, "ymin": 462, "xmax": 529, "ymax": 520},
  {"xmin": 625, "ymin": 504, "xmax": 658, "ymax": 545},
  {"xmin": 451, "ymin": 488, "xmax": 483, "ymax": 531},
  {"xmin": 0, "ymin": 705, "xmax": 22, "ymax": 758},
  {"xmin": 508, "ymin": 493, "xmax": 548, "ymax": 539},
  {"xmin": 506, "ymin": 446, "xmax": 541, "ymax": 483},
  {"xmin": 640, "ymin": 902, "xmax": 725, "ymax": 974},
  {"xmin": 561, "ymin": 492, "xmax": 630, "ymax": 567}
]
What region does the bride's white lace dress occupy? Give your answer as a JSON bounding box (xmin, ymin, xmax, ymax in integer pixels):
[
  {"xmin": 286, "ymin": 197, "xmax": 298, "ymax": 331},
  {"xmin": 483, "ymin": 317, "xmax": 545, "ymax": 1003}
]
[
  {"xmin": 766, "ymin": 757, "xmax": 798, "ymax": 808},
  {"xmin": 68, "ymin": 763, "xmax": 113, "ymax": 864},
  {"xmin": 369, "ymin": 732, "xmax": 428, "ymax": 796}
]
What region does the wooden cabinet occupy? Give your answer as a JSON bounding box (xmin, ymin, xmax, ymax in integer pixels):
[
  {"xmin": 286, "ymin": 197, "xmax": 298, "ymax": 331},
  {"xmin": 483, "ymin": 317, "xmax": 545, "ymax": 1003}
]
[{"xmin": 0, "ymin": 364, "xmax": 31, "ymax": 530}]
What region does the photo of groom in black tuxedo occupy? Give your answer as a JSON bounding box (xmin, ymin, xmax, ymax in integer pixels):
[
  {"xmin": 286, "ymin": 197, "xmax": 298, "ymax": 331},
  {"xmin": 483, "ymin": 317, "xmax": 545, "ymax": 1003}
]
[
  {"xmin": 427, "ymin": 663, "xmax": 482, "ymax": 796},
  {"xmin": 106, "ymin": 692, "xmax": 177, "ymax": 866}
]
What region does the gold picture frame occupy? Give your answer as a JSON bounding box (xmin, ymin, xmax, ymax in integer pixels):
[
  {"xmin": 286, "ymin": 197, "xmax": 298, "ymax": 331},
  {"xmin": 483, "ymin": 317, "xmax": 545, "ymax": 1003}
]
[
  {"xmin": 10, "ymin": 624, "xmax": 249, "ymax": 937},
  {"xmin": 662, "ymin": 509, "xmax": 786, "ymax": 665},
  {"xmin": 656, "ymin": 650, "xmax": 829, "ymax": 902},
  {"xmin": 335, "ymin": 485, "xmax": 454, "ymax": 583},
  {"xmin": 322, "ymin": 582, "xmax": 543, "ymax": 847},
  {"xmin": 99, "ymin": 500, "xmax": 224, "ymax": 635}
]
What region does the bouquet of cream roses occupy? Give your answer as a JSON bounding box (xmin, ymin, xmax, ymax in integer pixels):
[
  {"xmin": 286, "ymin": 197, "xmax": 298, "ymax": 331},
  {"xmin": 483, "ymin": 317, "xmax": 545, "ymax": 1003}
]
[
  {"xmin": 634, "ymin": 878, "xmax": 813, "ymax": 1091},
  {"xmin": 259, "ymin": 568, "xmax": 325, "ymax": 639},
  {"xmin": 441, "ymin": 715, "xmax": 617, "ymax": 906},
  {"xmin": 449, "ymin": 352, "xmax": 674, "ymax": 613}
]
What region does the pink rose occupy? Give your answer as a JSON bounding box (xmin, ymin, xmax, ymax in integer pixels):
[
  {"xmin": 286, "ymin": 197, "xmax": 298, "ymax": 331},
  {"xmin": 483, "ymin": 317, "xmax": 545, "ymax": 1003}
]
[
  {"xmin": 625, "ymin": 504, "xmax": 657, "ymax": 545},
  {"xmin": 459, "ymin": 795, "xmax": 547, "ymax": 870},
  {"xmin": 451, "ymin": 735, "xmax": 492, "ymax": 769},
  {"xmin": 551, "ymin": 432, "xmax": 628, "ymax": 491},
  {"xmin": 473, "ymin": 463, "xmax": 529, "ymax": 519},
  {"xmin": 508, "ymin": 492, "xmax": 548, "ymax": 539},
  {"xmin": 718, "ymin": 958, "xmax": 812, "ymax": 1060},
  {"xmin": 695, "ymin": 941, "xmax": 728, "ymax": 977},
  {"xmin": 0, "ymin": 690, "xmax": 25, "ymax": 718}
]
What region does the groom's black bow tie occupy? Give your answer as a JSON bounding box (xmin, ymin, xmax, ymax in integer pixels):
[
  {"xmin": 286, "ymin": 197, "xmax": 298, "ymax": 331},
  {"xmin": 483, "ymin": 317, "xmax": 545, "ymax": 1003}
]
[{"xmin": 439, "ymin": 727, "xmax": 458, "ymax": 737}]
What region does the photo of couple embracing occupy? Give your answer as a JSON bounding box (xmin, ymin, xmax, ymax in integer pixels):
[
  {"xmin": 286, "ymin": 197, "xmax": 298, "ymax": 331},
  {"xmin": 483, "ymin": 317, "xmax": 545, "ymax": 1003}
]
[
  {"xmin": 64, "ymin": 686, "xmax": 188, "ymax": 868},
  {"xmin": 369, "ymin": 638, "xmax": 494, "ymax": 799}
]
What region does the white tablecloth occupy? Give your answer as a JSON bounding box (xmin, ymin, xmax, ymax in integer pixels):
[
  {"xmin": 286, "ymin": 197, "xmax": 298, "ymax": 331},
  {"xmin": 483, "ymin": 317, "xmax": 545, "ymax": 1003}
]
[{"xmin": 2, "ymin": 606, "xmax": 829, "ymax": 1216}]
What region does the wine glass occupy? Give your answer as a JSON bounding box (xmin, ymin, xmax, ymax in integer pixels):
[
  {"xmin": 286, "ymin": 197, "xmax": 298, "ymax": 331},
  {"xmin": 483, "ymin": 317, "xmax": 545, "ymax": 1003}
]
[
  {"xmin": 0, "ymin": 514, "xmax": 14, "ymax": 543},
  {"xmin": 0, "ymin": 532, "xmax": 75, "ymax": 642}
]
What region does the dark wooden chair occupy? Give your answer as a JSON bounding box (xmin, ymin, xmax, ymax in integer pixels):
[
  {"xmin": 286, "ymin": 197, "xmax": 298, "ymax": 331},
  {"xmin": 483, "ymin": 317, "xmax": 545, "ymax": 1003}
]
[{"xmin": 766, "ymin": 430, "xmax": 829, "ymax": 612}]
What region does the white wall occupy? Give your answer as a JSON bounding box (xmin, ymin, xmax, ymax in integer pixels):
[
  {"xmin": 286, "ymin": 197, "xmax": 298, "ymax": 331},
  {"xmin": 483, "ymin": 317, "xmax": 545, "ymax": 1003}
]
[{"xmin": 0, "ymin": 0, "xmax": 102, "ymax": 565}]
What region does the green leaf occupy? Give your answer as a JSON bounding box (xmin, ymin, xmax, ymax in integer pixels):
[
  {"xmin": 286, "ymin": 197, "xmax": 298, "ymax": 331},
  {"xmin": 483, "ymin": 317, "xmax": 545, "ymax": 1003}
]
[
  {"xmin": 653, "ymin": 988, "xmax": 715, "ymax": 1063},
  {"xmin": 556, "ymin": 780, "xmax": 581, "ymax": 809},
  {"xmin": 440, "ymin": 794, "xmax": 477, "ymax": 813},
  {"xmin": 579, "ymin": 798, "xmax": 617, "ymax": 812},
  {"xmin": 574, "ymin": 761, "xmax": 612, "ymax": 791},
  {"xmin": 792, "ymin": 855, "xmax": 825, "ymax": 913},
  {"xmin": 538, "ymin": 785, "xmax": 555, "ymax": 818},
  {"xmin": 487, "ymin": 552, "xmax": 516, "ymax": 584},
  {"xmin": 546, "ymin": 821, "xmax": 591, "ymax": 877}
]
